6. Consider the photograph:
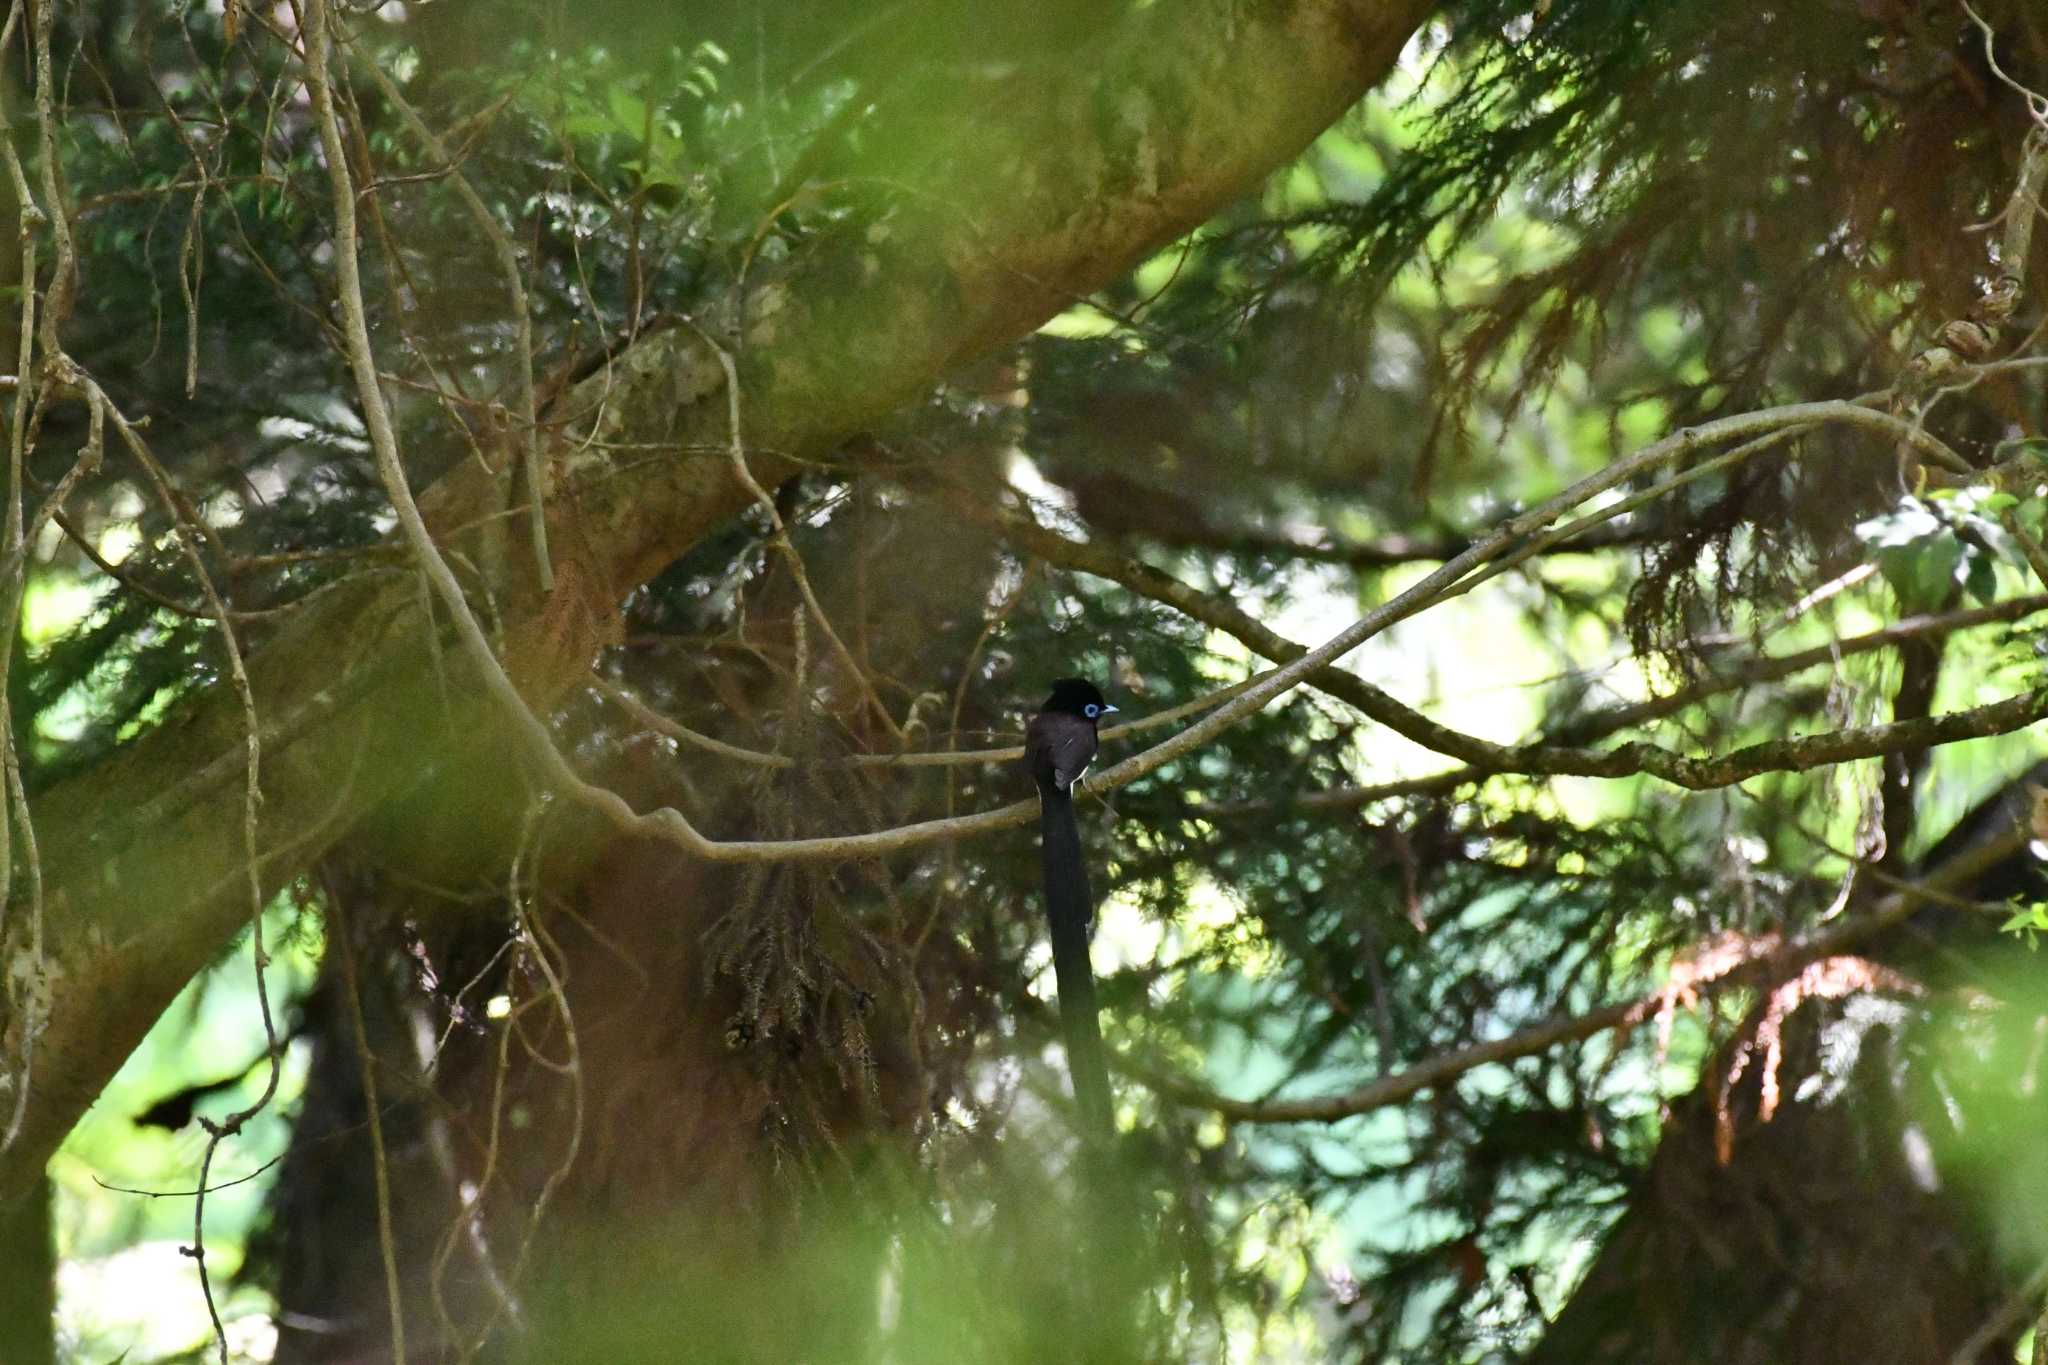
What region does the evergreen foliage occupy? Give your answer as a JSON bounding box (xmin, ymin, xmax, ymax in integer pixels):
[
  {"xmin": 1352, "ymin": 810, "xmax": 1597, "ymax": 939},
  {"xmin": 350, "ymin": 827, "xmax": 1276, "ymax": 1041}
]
[{"xmin": 13, "ymin": 2, "xmax": 2048, "ymax": 1361}]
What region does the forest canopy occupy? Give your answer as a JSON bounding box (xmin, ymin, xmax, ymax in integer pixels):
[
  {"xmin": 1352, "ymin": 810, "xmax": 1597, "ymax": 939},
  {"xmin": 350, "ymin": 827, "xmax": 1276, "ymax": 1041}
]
[{"xmin": 5, "ymin": 1, "xmax": 2048, "ymax": 1361}]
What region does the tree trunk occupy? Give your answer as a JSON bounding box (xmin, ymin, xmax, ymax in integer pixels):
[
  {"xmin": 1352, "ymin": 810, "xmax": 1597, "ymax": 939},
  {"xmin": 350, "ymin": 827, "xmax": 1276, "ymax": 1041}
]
[{"xmin": 0, "ymin": 1175, "xmax": 53, "ymax": 1365}]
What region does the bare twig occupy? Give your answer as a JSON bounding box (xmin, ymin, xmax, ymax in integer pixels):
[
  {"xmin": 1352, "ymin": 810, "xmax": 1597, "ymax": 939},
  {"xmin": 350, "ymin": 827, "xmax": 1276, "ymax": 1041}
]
[
  {"xmin": 499, "ymin": 801, "xmax": 583, "ymax": 1330},
  {"xmin": 0, "ymin": 415, "xmax": 100, "ymax": 586},
  {"xmin": 1964, "ymin": 2, "xmax": 2048, "ymax": 136},
  {"xmin": 429, "ymin": 932, "xmax": 526, "ymax": 1353},
  {"xmin": 0, "ymin": 708, "xmax": 42, "ymax": 1154},
  {"xmin": 686, "ymin": 321, "xmax": 906, "ymax": 742},
  {"xmin": 354, "ymin": 52, "xmax": 552, "ymax": 592},
  {"xmin": 91, "ymin": 1153, "xmax": 285, "ymax": 1199},
  {"xmin": 977, "ymin": 488, "xmax": 2048, "ymax": 796},
  {"xmin": 1445, "ymin": 423, "xmax": 1811, "ymax": 600},
  {"xmin": 0, "ymin": 0, "xmax": 40, "ymax": 1055},
  {"xmin": 332, "ymin": 893, "xmax": 407, "ymax": 1363},
  {"xmin": 49, "ymin": 507, "xmax": 296, "ymax": 622},
  {"xmin": 124, "ymin": 393, "xmax": 281, "ymax": 1365},
  {"xmin": 2004, "ymin": 127, "xmax": 2048, "ymax": 288},
  {"xmin": 938, "ymin": 561, "xmax": 1037, "ymax": 898},
  {"xmin": 27, "ymin": 0, "xmax": 72, "ymax": 349},
  {"xmin": 593, "ymin": 672, "xmax": 1239, "ymax": 770},
  {"xmin": 61, "ymin": 33, "xmax": 289, "ymax": 1365},
  {"xmin": 2004, "ymin": 508, "xmax": 2048, "ymax": 591}
]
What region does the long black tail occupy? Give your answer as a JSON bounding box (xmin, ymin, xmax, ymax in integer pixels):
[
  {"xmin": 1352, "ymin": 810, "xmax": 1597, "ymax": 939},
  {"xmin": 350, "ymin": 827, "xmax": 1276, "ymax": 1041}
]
[{"xmin": 1039, "ymin": 786, "xmax": 1113, "ymax": 1142}]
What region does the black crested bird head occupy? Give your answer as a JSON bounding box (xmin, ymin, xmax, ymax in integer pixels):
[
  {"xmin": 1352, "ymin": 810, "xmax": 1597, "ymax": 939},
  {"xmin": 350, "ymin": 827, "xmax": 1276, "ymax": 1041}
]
[{"xmin": 1041, "ymin": 677, "xmax": 1118, "ymax": 722}]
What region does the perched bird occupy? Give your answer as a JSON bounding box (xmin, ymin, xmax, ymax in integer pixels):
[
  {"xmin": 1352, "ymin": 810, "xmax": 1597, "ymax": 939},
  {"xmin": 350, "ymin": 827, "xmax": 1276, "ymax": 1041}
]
[{"xmin": 1025, "ymin": 677, "xmax": 1118, "ymax": 1140}]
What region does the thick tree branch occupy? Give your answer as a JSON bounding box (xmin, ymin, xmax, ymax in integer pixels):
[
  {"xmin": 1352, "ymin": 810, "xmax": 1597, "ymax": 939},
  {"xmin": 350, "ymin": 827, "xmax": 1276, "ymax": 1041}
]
[
  {"xmin": 1255, "ymin": 596, "xmax": 2048, "ymax": 813},
  {"xmin": 975, "ymin": 488, "xmax": 2048, "ymax": 797},
  {"xmin": 0, "ymin": 0, "xmax": 1442, "ymax": 1195}
]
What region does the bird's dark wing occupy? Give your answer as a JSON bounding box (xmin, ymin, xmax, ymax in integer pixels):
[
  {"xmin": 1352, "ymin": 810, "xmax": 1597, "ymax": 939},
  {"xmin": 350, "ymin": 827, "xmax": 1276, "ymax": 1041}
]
[{"xmin": 1027, "ymin": 711, "xmax": 1098, "ymax": 792}]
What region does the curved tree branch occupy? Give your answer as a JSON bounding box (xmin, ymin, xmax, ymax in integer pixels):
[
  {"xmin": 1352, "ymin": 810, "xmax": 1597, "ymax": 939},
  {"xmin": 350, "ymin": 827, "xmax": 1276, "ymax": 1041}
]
[
  {"xmin": 973, "ymin": 481, "xmax": 2048, "ymax": 798},
  {"xmin": 0, "ymin": 0, "xmax": 1443, "ymax": 1196}
]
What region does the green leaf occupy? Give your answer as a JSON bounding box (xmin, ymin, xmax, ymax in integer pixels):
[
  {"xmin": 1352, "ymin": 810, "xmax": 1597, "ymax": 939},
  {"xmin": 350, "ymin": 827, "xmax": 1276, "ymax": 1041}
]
[
  {"xmin": 1874, "ymin": 534, "xmax": 1961, "ymax": 611},
  {"xmin": 1963, "ymin": 550, "xmax": 1999, "ymax": 606},
  {"xmin": 608, "ymin": 87, "xmax": 650, "ymax": 137},
  {"xmin": 2000, "ymin": 902, "xmax": 2048, "ymax": 936},
  {"xmin": 1993, "ymin": 436, "xmax": 2048, "ymax": 465}
]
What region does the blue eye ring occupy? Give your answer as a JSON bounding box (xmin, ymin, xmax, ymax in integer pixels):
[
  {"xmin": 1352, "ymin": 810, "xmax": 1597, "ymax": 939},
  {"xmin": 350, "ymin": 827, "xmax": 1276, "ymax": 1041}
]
[{"xmin": 1083, "ymin": 703, "xmax": 1101, "ymax": 718}]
